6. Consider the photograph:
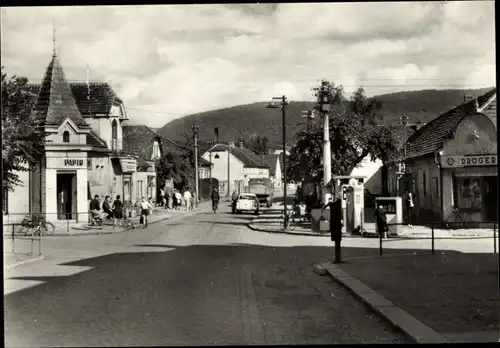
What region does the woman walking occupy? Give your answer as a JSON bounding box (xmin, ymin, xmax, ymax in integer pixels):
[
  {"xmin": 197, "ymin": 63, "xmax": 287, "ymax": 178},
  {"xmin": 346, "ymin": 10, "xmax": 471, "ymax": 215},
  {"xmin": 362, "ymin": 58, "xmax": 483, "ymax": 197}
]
[{"xmin": 112, "ymin": 195, "xmax": 123, "ymax": 227}]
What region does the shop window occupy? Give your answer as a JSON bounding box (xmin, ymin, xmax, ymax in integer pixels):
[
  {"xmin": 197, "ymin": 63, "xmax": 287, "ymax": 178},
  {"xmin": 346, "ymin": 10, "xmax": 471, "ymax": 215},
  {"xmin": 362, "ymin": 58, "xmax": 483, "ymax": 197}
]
[
  {"xmin": 432, "ymin": 177, "xmax": 439, "ymax": 198},
  {"xmin": 63, "ymin": 131, "xmax": 70, "ymax": 143},
  {"xmin": 457, "ymin": 177, "xmax": 482, "ymax": 209},
  {"xmin": 3, "ymin": 187, "xmax": 8, "ymax": 214}
]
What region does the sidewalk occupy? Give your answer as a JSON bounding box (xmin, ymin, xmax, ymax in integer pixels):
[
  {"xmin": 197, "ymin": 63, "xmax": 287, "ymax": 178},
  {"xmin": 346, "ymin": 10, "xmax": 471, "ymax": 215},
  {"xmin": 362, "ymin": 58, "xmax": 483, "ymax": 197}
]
[
  {"xmin": 249, "ymin": 209, "xmax": 497, "ymax": 240},
  {"xmin": 315, "ymin": 252, "xmax": 498, "ymax": 343},
  {"xmin": 58, "ymin": 199, "xmax": 214, "ymax": 236}
]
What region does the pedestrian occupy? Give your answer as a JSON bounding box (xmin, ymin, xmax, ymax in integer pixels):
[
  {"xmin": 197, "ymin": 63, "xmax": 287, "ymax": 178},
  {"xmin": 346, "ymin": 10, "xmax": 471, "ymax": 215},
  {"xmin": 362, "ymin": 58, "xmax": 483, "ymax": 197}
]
[
  {"xmin": 183, "ymin": 189, "xmax": 193, "ymax": 211},
  {"xmin": 305, "ymin": 192, "xmax": 314, "ymax": 222},
  {"xmin": 374, "ymin": 205, "xmax": 389, "ymax": 238},
  {"xmin": 102, "ymin": 195, "xmax": 114, "ymax": 221},
  {"xmin": 321, "ymin": 196, "xmax": 343, "ymax": 262},
  {"xmin": 211, "ymin": 188, "xmax": 220, "ymax": 213},
  {"xmin": 173, "ymin": 190, "xmax": 181, "ymax": 210},
  {"xmin": 148, "ymin": 197, "xmax": 154, "ymax": 215},
  {"xmin": 89, "ymin": 194, "xmax": 101, "ymax": 224},
  {"xmin": 112, "ymin": 195, "xmax": 123, "ymax": 227},
  {"xmin": 231, "ymin": 190, "xmax": 238, "ymax": 213},
  {"xmin": 406, "ymin": 191, "xmax": 415, "ymax": 227},
  {"xmin": 159, "ymin": 188, "xmax": 165, "ymax": 207},
  {"xmin": 139, "ymin": 197, "xmax": 153, "ymax": 227}
]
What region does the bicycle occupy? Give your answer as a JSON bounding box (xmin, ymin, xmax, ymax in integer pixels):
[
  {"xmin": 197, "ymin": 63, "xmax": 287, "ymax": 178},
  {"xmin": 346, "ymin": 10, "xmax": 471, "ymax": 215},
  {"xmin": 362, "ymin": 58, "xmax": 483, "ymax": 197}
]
[
  {"xmin": 445, "ymin": 206, "xmax": 469, "ymax": 229},
  {"xmin": 14, "ymin": 215, "xmax": 55, "ymax": 236},
  {"xmin": 276, "ymin": 211, "xmax": 299, "ymax": 231}
]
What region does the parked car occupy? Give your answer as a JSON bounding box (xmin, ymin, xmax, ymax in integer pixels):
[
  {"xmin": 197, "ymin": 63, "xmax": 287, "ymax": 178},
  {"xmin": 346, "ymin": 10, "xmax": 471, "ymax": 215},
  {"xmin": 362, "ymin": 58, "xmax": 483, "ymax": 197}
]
[{"xmin": 234, "ymin": 193, "xmax": 260, "ymax": 215}]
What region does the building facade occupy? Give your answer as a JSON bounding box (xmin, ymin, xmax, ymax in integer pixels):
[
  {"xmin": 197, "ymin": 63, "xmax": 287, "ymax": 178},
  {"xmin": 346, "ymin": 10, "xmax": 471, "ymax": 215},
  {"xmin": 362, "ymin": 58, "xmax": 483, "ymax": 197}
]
[
  {"xmin": 263, "ymin": 154, "xmax": 282, "ymax": 189},
  {"xmin": 3, "ymin": 52, "xmax": 158, "ymax": 224},
  {"xmin": 400, "ymin": 88, "xmax": 497, "ymax": 223},
  {"xmin": 201, "ymin": 142, "xmax": 270, "ymax": 195}
]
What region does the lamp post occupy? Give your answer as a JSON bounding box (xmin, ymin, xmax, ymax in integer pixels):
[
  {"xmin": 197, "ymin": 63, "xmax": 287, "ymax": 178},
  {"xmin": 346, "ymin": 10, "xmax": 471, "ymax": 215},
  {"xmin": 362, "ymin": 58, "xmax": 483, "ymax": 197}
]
[
  {"xmin": 267, "ymin": 95, "xmax": 289, "ymax": 229},
  {"xmin": 315, "ymin": 81, "xmax": 332, "ymax": 203}
]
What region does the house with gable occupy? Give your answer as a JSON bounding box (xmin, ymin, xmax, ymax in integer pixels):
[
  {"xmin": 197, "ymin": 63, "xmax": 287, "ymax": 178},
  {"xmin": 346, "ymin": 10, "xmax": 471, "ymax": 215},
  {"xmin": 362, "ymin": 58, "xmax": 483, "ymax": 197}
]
[
  {"xmin": 3, "ymin": 49, "xmax": 149, "ymax": 224},
  {"xmin": 201, "ymin": 142, "xmax": 270, "ymax": 195},
  {"xmin": 396, "ymin": 88, "xmax": 497, "ymax": 223},
  {"xmin": 122, "ymin": 124, "xmax": 162, "ymax": 202},
  {"xmin": 263, "ymin": 154, "xmax": 282, "ymax": 189}
]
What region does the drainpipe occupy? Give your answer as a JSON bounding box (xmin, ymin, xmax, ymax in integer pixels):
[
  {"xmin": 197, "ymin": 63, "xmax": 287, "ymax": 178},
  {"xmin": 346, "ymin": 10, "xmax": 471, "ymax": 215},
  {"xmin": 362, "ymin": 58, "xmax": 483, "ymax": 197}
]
[{"xmin": 434, "ymin": 150, "xmax": 444, "ymax": 226}]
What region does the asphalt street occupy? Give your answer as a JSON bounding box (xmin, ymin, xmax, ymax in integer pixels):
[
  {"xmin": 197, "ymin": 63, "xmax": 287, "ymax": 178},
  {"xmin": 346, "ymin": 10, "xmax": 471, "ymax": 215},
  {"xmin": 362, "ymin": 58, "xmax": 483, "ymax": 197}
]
[{"xmin": 5, "ymin": 202, "xmax": 408, "ymax": 346}]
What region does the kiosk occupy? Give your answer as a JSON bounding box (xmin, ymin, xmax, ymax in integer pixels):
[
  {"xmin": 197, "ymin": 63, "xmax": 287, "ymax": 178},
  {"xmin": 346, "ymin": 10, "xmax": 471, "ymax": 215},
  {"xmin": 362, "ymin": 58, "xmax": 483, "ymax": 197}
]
[{"xmin": 374, "ymin": 197, "xmax": 403, "ymax": 236}]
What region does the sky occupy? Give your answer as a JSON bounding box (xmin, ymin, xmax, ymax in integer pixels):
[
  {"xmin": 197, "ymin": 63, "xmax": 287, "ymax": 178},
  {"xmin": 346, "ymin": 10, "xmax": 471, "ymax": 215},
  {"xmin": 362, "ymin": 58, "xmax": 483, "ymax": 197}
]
[{"xmin": 1, "ymin": 2, "xmax": 496, "ymax": 128}]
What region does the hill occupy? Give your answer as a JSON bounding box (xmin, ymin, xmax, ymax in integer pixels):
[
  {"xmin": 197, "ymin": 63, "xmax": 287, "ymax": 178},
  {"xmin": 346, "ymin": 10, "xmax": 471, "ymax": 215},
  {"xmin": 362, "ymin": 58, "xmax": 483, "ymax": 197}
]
[{"xmin": 157, "ymin": 88, "xmax": 493, "ymax": 148}]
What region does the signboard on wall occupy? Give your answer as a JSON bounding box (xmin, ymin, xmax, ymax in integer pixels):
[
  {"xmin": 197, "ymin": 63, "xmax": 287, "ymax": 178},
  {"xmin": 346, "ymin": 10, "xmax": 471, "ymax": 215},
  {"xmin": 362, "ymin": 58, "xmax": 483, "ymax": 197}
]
[
  {"xmin": 120, "ymin": 159, "xmax": 137, "ymax": 173},
  {"xmin": 441, "ymin": 155, "xmax": 497, "ymax": 168},
  {"xmin": 46, "ymin": 157, "xmax": 87, "ymax": 169}
]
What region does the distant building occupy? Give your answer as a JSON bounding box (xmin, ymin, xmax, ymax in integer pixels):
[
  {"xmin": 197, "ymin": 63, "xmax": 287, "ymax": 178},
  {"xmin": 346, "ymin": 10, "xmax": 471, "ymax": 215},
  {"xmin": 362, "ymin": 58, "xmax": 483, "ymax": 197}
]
[
  {"xmin": 201, "ymin": 142, "xmax": 269, "ymax": 194},
  {"xmin": 3, "ymin": 51, "xmax": 157, "ymax": 223},
  {"xmin": 392, "ymin": 88, "xmax": 497, "ymax": 223},
  {"xmin": 262, "ymin": 154, "xmax": 282, "ymax": 188}
]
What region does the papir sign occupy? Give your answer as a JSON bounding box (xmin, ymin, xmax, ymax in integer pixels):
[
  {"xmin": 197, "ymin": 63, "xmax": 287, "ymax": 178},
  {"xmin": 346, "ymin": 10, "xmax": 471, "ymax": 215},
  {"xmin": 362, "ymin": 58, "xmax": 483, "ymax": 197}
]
[{"xmin": 64, "ymin": 159, "xmax": 84, "ymax": 166}]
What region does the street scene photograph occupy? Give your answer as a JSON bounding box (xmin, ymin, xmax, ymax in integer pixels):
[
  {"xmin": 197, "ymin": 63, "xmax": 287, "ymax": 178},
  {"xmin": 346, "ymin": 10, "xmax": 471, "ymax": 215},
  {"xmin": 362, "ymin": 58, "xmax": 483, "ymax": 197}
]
[{"xmin": 2, "ymin": 2, "xmax": 498, "ymax": 345}]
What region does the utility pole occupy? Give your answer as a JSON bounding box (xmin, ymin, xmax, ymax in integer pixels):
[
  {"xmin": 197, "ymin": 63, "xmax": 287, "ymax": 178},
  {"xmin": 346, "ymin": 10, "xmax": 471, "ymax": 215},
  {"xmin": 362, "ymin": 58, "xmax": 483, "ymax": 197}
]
[
  {"xmin": 317, "ymin": 81, "xmax": 331, "ymax": 203},
  {"xmin": 192, "ymin": 121, "xmax": 199, "ymax": 206},
  {"xmin": 268, "ymin": 95, "xmax": 289, "ymax": 229},
  {"xmin": 227, "ymin": 142, "xmax": 232, "ymax": 196}
]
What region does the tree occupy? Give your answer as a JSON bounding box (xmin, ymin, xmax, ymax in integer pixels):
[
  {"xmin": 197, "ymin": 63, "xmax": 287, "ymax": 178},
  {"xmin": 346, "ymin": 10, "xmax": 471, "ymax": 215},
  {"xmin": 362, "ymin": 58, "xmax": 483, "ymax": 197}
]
[
  {"xmin": 286, "ymin": 80, "xmax": 400, "ymax": 185},
  {"xmin": 1, "ymin": 67, "xmax": 46, "ymax": 191},
  {"xmin": 156, "ymin": 146, "xmax": 194, "ymax": 192},
  {"xmin": 237, "ymin": 134, "xmax": 269, "ymax": 156}
]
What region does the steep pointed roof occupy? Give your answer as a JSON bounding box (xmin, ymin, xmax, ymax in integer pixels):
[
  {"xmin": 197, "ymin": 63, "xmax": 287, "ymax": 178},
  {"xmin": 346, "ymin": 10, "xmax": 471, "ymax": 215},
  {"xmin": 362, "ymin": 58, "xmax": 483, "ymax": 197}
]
[{"xmin": 32, "ymin": 54, "xmax": 89, "ymax": 127}]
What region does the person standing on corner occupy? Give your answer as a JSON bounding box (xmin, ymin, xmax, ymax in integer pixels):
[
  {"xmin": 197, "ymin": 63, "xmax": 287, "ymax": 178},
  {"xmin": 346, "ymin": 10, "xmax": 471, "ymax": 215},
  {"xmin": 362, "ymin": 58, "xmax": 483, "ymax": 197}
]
[
  {"xmin": 406, "ymin": 190, "xmax": 415, "ymax": 227},
  {"xmin": 231, "ymin": 190, "xmax": 238, "ymax": 213},
  {"xmin": 374, "ymin": 205, "xmax": 388, "ymax": 239},
  {"xmin": 322, "ymin": 196, "xmax": 343, "ymax": 263},
  {"xmin": 183, "ymin": 189, "xmax": 193, "ymax": 211}
]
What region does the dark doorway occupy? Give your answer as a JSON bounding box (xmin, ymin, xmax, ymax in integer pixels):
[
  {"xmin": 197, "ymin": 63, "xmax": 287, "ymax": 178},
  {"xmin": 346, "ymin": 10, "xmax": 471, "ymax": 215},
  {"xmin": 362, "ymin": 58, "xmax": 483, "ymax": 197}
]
[
  {"xmin": 483, "ymin": 176, "xmax": 497, "ymax": 222},
  {"xmin": 57, "ymin": 173, "xmax": 76, "ymax": 220}
]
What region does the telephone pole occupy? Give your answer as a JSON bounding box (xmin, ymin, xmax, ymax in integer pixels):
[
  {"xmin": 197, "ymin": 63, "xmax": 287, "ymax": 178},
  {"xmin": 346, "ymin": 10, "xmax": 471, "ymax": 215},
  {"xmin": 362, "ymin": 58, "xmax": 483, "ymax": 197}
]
[{"xmin": 192, "ymin": 121, "xmax": 199, "ymax": 205}]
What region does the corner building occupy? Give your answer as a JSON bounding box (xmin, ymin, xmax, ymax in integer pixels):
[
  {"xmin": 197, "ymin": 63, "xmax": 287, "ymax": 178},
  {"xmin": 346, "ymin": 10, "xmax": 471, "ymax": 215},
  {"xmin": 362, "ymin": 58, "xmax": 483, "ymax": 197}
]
[{"xmin": 3, "ymin": 51, "xmax": 146, "ymax": 224}]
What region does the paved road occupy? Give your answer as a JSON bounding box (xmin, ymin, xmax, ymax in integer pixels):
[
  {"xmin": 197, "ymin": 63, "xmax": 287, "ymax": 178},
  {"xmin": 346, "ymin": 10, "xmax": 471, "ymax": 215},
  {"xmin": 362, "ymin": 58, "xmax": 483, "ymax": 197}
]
[{"xmin": 5, "ymin": 202, "xmax": 408, "ymax": 346}]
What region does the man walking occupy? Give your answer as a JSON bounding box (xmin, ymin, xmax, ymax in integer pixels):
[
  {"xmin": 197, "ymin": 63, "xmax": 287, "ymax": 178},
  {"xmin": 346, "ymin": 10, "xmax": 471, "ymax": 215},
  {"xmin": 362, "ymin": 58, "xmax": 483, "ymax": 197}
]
[{"xmin": 211, "ymin": 188, "xmax": 220, "ymax": 213}]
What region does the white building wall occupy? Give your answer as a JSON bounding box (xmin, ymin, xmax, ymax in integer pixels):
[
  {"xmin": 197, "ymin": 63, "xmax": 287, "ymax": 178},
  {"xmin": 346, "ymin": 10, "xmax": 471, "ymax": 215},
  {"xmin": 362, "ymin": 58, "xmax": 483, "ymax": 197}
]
[
  {"xmin": 350, "ymin": 155, "xmax": 384, "ymax": 195},
  {"xmin": 201, "ymin": 150, "xmax": 245, "ymax": 184}
]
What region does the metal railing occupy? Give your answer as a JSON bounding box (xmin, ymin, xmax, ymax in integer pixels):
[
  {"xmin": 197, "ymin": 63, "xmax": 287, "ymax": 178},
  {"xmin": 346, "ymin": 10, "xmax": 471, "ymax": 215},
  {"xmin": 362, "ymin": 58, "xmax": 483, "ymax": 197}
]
[{"xmin": 375, "ymin": 221, "xmax": 498, "ymax": 256}]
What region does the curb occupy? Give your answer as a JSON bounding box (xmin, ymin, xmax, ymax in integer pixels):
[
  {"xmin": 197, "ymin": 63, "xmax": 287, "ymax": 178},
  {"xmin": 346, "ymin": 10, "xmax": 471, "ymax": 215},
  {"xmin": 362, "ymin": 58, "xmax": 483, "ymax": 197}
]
[
  {"xmin": 5, "ymin": 255, "xmax": 45, "ymax": 269},
  {"xmin": 247, "ymin": 222, "xmax": 329, "ymax": 237},
  {"xmin": 316, "ymin": 262, "xmax": 449, "ymax": 344}
]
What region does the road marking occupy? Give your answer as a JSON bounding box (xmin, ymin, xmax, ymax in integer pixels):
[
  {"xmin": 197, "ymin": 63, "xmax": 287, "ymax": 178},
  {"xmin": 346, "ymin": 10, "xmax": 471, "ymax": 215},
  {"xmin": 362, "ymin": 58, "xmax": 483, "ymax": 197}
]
[{"xmin": 240, "ymin": 264, "xmax": 267, "ymax": 345}]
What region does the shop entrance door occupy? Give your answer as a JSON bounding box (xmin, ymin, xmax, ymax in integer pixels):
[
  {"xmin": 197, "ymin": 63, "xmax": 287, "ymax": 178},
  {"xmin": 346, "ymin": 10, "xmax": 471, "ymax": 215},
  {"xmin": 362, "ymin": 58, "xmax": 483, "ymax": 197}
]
[
  {"xmin": 483, "ymin": 176, "xmax": 497, "ymax": 222},
  {"xmin": 57, "ymin": 173, "xmax": 76, "ymax": 220}
]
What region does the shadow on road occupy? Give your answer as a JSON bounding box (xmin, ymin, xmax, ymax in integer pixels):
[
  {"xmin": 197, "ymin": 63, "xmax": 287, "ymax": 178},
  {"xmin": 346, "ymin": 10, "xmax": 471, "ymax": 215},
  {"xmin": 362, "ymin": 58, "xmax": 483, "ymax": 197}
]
[{"xmin": 5, "ymin": 242, "xmax": 498, "ymax": 344}]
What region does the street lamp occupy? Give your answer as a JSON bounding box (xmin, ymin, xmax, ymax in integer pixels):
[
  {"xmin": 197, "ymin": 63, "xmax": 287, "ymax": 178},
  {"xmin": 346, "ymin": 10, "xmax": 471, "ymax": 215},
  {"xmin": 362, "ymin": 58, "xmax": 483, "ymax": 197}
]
[
  {"xmin": 313, "ymin": 81, "xmax": 332, "ymax": 203},
  {"xmin": 267, "ymin": 95, "xmax": 289, "ymax": 229}
]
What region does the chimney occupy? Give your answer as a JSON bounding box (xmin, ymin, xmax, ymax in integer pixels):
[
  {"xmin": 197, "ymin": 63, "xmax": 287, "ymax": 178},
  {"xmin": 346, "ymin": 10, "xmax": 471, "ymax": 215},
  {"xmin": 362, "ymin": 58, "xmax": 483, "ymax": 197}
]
[{"xmin": 214, "ymin": 127, "xmax": 219, "ymax": 142}]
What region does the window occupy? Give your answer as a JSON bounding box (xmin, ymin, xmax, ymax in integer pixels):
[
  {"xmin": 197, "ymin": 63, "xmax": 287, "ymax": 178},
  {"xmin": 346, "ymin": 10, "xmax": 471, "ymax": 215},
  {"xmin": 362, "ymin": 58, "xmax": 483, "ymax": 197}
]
[
  {"xmin": 457, "ymin": 177, "xmax": 482, "ymax": 209},
  {"xmin": 87, "ymin": 159, "xmax": 92, "ymax": 170},
  {"xmin": 111, "ymin": 120, "xmax": 118, "ymax": 151},
  {"xmin": 63, "ymin": 131, "xmax": 70, "ymax": 143},
  {"xmin": 432, "ymin": 177, "xmax": 439, "ymax": 198}
]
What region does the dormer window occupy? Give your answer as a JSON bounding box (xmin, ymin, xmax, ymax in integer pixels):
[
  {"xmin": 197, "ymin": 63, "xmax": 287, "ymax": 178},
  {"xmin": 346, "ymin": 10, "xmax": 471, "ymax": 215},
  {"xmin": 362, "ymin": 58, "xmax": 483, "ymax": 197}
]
[{"xmin": 63, "ymin": 131, "xmax": 70, "ymax": 143}]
